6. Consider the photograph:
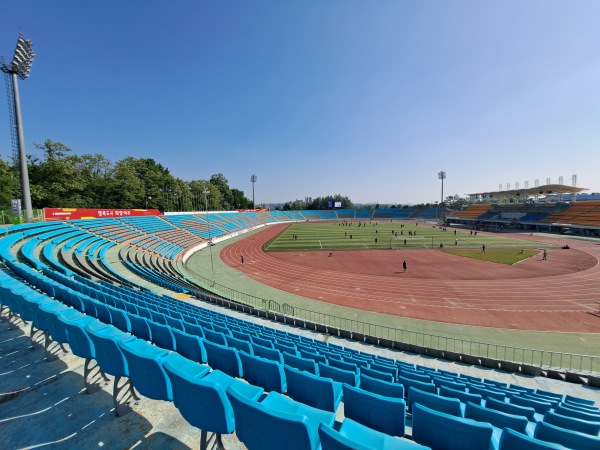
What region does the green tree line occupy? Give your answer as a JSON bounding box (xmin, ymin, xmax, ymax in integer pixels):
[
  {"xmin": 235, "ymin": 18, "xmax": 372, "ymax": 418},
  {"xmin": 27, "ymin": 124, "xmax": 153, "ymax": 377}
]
[{"xmin": 0, "ymin": 139, "xmax": 254, "ymax": 212}]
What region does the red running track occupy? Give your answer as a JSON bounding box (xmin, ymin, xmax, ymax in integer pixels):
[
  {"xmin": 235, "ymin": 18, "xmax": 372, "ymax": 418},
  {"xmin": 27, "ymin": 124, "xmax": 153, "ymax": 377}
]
[{"xmin": 220, "ymin": 224, "xmax": 600, "ymax": 332}]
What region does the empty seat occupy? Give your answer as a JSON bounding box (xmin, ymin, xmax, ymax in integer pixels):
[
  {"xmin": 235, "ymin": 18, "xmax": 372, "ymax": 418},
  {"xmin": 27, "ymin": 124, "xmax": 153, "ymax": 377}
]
[
  {"xmin": 412, "ymin": 403, "xmax": 495, "ymax": 450},
  {"xmin": 163, "ymin": 353, "xmax": 253, "ymax": 450},
  {"xmin": 359, "ymin": 373, "xmax": 405, "ymax": 399},
  {"xmin": 342, "ymin": 384, "xmax": 406, "ymax": 437},
  {"xmin": 319, "ymin": 419, "xmax": 430, "ymax": 450},
  {"xmin": 543, "ymin": 410, "xmax": 600, "ymax": 436},
  {"xmin": 408, "ymin": 386, "xmax": 464, "ymax": 416},
  {"xmin": 283, "ymin": 351, "xmax": 318, "ymax": 375},
  {"xmin": 498, "ymin": 427, "xmax": 566, "ymax": 450},
  {"xmin": 534, "ymin": 421, "xmax": 600, "ymax": 450},
  {"xmin": 227, "ymin": 388, "xmax": 335, "ymax": 450},
  {"xmin": 239, "ymin": 351, "xmax": 286, "ymax": 393},
  {"xmin": 203, "ymin": 340, "xmax": 242, "ymax": 378},
  {"xmin": 317, "ymin": 362, "xmax": 359, "ymax": 387},
  {"xmin": 284, "ymin": 365, "xmax": 343, "ymax": 412},
  {"xmin": 118, "ymin": 338, "xmax": 172, "ymax": 402}
]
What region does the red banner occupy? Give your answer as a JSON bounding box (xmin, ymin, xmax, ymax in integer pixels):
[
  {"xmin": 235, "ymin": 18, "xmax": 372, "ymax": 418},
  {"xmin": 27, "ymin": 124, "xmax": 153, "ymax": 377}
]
[{"xmin": 43, "ymin": 208, "xmax": 161, "ymax": 221}]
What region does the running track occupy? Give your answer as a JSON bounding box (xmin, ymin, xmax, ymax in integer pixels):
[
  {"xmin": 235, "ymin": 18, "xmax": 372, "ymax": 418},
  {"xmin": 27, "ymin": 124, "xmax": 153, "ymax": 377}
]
[{"xmin": 220, "ymin": 224, "xmax": 600, "ymax": 332}]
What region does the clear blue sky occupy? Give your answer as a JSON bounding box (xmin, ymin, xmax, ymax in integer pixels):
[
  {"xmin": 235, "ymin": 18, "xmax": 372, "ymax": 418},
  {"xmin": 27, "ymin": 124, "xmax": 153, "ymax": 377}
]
[{"xmin": 1, "ymin": 1, "xmax": 599, "ymax": 205}]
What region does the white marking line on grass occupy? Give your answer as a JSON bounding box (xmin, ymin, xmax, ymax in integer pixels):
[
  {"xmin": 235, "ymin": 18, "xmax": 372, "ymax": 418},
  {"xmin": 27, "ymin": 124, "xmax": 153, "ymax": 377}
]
[{"xmin": 363, "ymin": 244, "xmax": 369, "ymax": 249}]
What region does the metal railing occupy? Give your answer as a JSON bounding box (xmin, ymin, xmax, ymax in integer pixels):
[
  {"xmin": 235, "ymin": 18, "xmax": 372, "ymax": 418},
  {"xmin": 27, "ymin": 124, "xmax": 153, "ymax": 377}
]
[{"xmin": 184, "ymin": 265, "xmax": 600, "ymax": 375}]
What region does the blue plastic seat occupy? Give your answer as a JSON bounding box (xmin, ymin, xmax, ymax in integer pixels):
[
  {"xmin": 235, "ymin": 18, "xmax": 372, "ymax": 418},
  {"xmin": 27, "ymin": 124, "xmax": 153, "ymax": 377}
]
[
  {"xmin": 359, "ymin": 373, "xmax": 405, "ymax": 398},
  {"xmin": 283, "ymin": 351, "xmax": 318, "ymax": 375},
  {"xmin": 397, "ymin": 375, "xmax": 436, "ymax": 398},
  {"xmin": 239, "ymin": 351, "xmax": 286, "ymax": 393},
  {"xmin": 284, "ymin": 365, "xmax": 343, "ymax": 412},
  {"xmin": 412, "ymin": 403, "xmax": 495, "ymax": 450},
  {"xmin": 318, "ymin": 362, "xmax": 359, "ymax": 387},
  {"xmin": 342, "ymin": 383, "xmax": 406, "ymax": 437},
  {"xmin": 118, "ymin": 338, "xmax": 172, "ymax": 401},
  {"xmin": 498, "ymin": 428, "xmax": 566, "ymax": 450},
  {"xmin": 58, "ymin": 312, "xmax": 109, "ymax": 393},
  {"xmin": 464, "ymin": 401, "xmax": 534, "ymax": 441},
  {"xmin": 162, "ymin": 353, "xmax": 238, "ymax": 450},
  {"xmin": 203, "ymin": 339, "xmax": 243, "ymax": 378},
  {"xmin": 85, "ymin": 321, "xmax": 138, "ymax": 415},
  {"xmin": 360, "ymin": 367, "xmax": 394, "ymax": 382},
  {"xmin": 408, "ymin": 387, "xmax": 464, "ymax": 416},
  {"xmin": 439, "ymin": 385, "xmax": 483, "ymax": 406},
  {"xmin": 227, "ymin": 388, "xmax": 335, "ymax": 450},
  {"xmin": 486, "ymin": 397, "xmax": 539, "ymax": 422},
  {"xmin": 171, "ymin": 328, "xmax": 207, "ymax": 363},
  {"xmin": 543, "ymin": 410, "xmax": 600, "ymax": 435},
  {"xmin": 146, "ymin": 320, "xmax": 176, "ymax": 351},
  {"xmin": 319, "ymin": 419, "xmax": 431, "ymax": 450},
  {"xmin": 534, "ymin": 421, "xmax": 600, "ymax": 450}
]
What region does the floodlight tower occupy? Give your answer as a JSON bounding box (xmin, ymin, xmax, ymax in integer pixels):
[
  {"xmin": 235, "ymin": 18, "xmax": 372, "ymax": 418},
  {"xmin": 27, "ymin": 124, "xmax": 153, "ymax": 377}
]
[
  {"xmin": 251, "ymin": 174, "xmax": 257, "ymax": 209},
  {"xmin": 438, "ymin": 171, "xmax": 446, "ymax": 204},
  {"xmin": 1, "ymin": 34, "xmax": 35, "ymax": 223}
]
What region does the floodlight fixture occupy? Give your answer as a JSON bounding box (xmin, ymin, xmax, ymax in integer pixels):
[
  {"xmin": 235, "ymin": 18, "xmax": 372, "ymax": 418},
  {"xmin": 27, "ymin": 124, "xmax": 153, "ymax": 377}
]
[
  {"xmin": 1, "ymin": 33, "xmax": 35, "ymax": 223},
  {"xmin": 438, "ymin": 171, "xmax": 446, "ymax": 204},
  {"xmin": 2, "ymin": 34, "xmax": 35, "ymax": 80}
]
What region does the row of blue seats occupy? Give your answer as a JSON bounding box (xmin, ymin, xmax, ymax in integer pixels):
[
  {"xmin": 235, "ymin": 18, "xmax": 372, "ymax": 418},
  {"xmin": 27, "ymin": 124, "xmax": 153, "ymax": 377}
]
[{"xmin": 1, "ymin": 268, "xmax": 434, "ymax": 449}]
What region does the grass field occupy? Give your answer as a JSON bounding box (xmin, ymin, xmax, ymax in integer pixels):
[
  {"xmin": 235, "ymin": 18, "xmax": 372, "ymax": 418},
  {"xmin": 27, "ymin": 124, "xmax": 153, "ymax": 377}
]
[{"xmin": 264, "ymin": 221, "xmax": 552, "ymax": 261}]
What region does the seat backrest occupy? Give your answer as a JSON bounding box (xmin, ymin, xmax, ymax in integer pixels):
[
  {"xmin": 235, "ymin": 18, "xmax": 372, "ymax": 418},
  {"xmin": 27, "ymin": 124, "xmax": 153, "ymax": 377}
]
[
  {"xmin": 203, "ymin": 340, "xmax": 242, "ymax": 378},
  {"xmin": 464, "ymin": 401, "xmax": 529, "ymax": 434},
  {"xmin": 118, "ymin": 338, "xmax": 172, "ymax": 401},
  {"xmin": 408, "ymin": 386, "xmax": 463, "ymax": 416},
  {"xmin": 85, "ymin": 321, "xmax": 133, "ymax": 377},
  {"xmin": 397, "ymin": 375, "xmax": 436, "ymax": 398},
  {"xmin": 468, "ymin": 385, "xmax": 506, "ymax": 402},
  {"xmin": 283, "ymin": 352, "xmax": 318, "ymax": 375},
  {"xmin": 163, "ymin": 354, "xmax": 233, "ymax": 434},
  {"xmin": 554, "ymin": 404, "xmax": 600, "ymax": 421},
  {"xmin": 171, "ymin": 328, "xmax": 207, "ymax": 363},
  {"xmin": 251, "ymin": 343, "xmax": 283, "ymax": 364},
  {"xmin": 239, "ymin": 351, "xmax": 286, "ymax": 393},
  {"xmin": 486, "ymin": 397, "xmax": 537, "ymax": 422},
  {"xmin": 203, "ymin": 328, "xmax": 227, "ymax": 345},
  {"xmin": 225, "ymin": 335, "xmax": 253, "ymax": 354},
  {"xmin": 342, "ymin": 384, "xmax": 406, "ymax": 437},
  {"xmin": 227, "ymin": 386, "xmax": 319, "ymax": 450},
  {"xmin": 318, "ymin": 422, "xmax": 372, "ymax": 450},
  {"xmin": 412, "ymin": 403, "xmax": 494, "ymax": 450},
  {"xmin": 543, "ymin": 410, "xmax": 600, "ymax": 436},
  {"xmin": 534, "ymin": 421, "xmax": 600, "ymax": 450},
  {"xmin": 360, "ymin": 367, "xmax": 394, "ymax": 383},
  {"xmin": 125, "ymin": 312, "xmax": 152, "ymax": 341},
  {"xmin": 147, "ymin": 320, "xmax": 176, "ymax": 351},
  {"xmin": 358, "ymin": 373, "xmax": 404, "ymax": 399},
  {"xmin": 439, "ymin": 386, "xmax": 482, "ymax": 406},
  {"xmin": 318, "ymin": 363, "xmax": 359, "ymax": 387},
  {"xmin": 328, "ymin": 358, "xmax": 358, "ymax": 373},
  {"xmin": 499, "ymin": 427, "xmax": 566, "ymax": 450},
  {"xmin": 510, "ymin": 395, "xmax": 553, "ymax": 415},
  {"xmin": 564, "ymin": 395, "xmax": 596, "ymax": 407},
  {"xmin": 284, "ymin": 365, "xmax": 342, "ymax": 412}
]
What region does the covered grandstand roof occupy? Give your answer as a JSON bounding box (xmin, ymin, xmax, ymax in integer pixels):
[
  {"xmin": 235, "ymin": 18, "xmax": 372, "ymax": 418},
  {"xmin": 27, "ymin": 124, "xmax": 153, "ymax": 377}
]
[{"xmin": 468, "ymin": 184, "xmax": 588, "ymax": 201}]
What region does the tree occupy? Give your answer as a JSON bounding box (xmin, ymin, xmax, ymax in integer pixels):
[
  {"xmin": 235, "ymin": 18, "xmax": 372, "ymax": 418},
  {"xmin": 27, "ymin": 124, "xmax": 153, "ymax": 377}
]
[
  {"xmin": 29, "ymin": 140, "xmax": 88, "ymax": 208},
  {"xmin": 210, "ymin": 173, "xmax": 234, "ymax": 210},
  {"xmin": 0, "ymin": 157, "xmax": 18, "ymax": 210}
]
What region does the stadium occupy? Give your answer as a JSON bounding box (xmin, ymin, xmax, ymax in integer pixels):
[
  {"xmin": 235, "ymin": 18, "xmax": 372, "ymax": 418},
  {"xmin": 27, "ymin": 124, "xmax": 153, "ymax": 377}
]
[
  {"xmin": 2, "ymin": 4, "xmax": 600, "ymax": 449},
  {"xmin": 2, "ymin": 199, "xmax": 600, "ymax": 449}
]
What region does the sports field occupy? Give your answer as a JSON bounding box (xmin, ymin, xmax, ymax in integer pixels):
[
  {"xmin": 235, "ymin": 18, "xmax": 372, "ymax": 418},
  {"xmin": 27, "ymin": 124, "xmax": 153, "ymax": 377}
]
[{"xmin": 264, "ymin": 220, "xmax": 553, "ymax": 255}]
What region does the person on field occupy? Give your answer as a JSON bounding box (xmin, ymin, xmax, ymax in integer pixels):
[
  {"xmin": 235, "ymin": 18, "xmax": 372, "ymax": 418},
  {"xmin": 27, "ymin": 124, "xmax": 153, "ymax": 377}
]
[
  {"xmin": 481, "ymin": 244, "xmax": 485, "ymax": 253},
  {"xmin": 241, "ymin": 255, "xmax": 244, "ymax": 265},
  {"xmin": 543, "ymin": 249, "xmax": 547, "ymax": 260},
  {"xmin": 403, "ymin": 260, "xmax": 407, "ymax": 273}
]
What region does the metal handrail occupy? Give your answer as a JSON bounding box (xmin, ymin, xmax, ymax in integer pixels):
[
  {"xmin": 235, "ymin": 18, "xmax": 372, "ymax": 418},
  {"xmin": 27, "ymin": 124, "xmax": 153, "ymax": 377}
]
[{"xmin": 184, "ymin": 265, "xmax": 600, "ymax": 374}]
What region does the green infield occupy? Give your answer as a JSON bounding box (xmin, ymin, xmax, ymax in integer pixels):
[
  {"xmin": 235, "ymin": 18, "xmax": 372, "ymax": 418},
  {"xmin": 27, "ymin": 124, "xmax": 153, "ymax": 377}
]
[
  {"xmin": 442, "ymin": 248, "xmax": 539, "ymax": 264},
  {"xmin": 264, "ymin": 221, "xmax": 553, "ymax": 254}
]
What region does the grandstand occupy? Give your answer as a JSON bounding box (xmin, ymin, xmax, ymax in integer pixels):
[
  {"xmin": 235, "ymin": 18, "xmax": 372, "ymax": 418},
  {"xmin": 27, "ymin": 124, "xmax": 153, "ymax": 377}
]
[{"xmin": 1, "ymin": 209, "xmax": 600, "ymax": 449}]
